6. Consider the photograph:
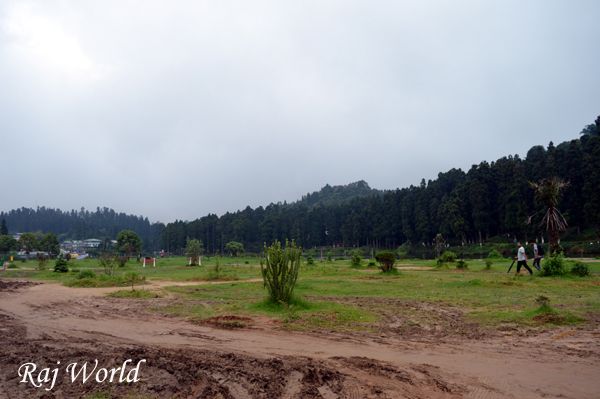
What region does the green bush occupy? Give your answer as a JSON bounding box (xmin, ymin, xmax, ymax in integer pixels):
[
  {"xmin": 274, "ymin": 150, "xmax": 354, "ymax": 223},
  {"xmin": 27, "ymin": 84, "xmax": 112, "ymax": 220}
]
[
  {"xmin": 484, "ymin": 259, "xmax": 493, "ymax": 270},
  {"xmin": 570, "ymin": 262, "xmax": 590, "ymax": 277},
  {"xmin": 261, "ymin": 240, "xmax": 302, "ymax": 304},
  {"xmin": 487, "ymin": 249, "xmax": 503, "ymax": 258},
  {"xmin": 117, "ymin": 255, "xmax": 128, "ymax": 267},
  {"xmin": 77, "ymin": 270, "xmax": 96, "ymax": 279},
  {"xmin": 375, "ymin": 251, "xmax": 396, "ymax": 273},
  {"xmin": 306, "ymin": 256, "xmax": 314, "ymax": 265},
  {"xmin": 54, "ymin": 257, "xmax": 69, "ymax": 273},
  {"xmin": 541, "ymin": 254, "xmax": 566, "ymax": 276},
  {"xmin": 37, "ymin": 254, "xmax": 48, "ymax": 271},
  {"xmin": 456, "ymin": 260, "xmax": 468, "ymax": 269},
  {"xmin": 440, "ymin": 250, "xmax": 457, "ymax": 263},
  {"xmin": 7, "ymin": 262, "xmax": 17, "ymax": 269},
  {"xmin": 350, "ymin": 250, "xmax": 362, "ymax": 268},
  {"xmin": 367, "ymin": 260, "xmax": 376, "ymax": 268}
]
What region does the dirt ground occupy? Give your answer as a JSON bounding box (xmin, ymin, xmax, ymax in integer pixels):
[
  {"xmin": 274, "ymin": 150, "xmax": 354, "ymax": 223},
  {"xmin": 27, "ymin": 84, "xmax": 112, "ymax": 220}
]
[{"xmin": 1, "ymin": 279, "xmax": 599, "ymax": 398}]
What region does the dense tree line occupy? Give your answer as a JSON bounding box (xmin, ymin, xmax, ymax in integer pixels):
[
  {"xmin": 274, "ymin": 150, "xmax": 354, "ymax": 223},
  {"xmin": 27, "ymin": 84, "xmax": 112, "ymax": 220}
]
[
  {"xmin": 3, "ymin": 117, "xmax": 599, "ymax": 254},
  {"xmin": 162, "ymin": 117, "xmax": 600, "ymax": 253},
  {"xmin": 0, "ymin": 207, "xmax": 164, "ymax": 250}
]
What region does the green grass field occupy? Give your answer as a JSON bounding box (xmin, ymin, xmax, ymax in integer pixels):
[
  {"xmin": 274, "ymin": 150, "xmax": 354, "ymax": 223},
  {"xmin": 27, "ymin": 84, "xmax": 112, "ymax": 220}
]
[{"xmin": 3, "ymin": 256, "xmax": 599, "ymax": 333}]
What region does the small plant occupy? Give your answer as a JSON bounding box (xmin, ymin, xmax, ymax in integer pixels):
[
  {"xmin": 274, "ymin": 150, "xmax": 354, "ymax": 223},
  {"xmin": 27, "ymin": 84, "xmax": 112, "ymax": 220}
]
[
  {"xmin": 36, "ymin": 253, "xmax": 48, "ymax": 270},
  {"xmin": 375, "ymin": 251, "xmax": 396, "ymax": 273},
  {"xmin": 484, "ymin": 259, "xmax": 493, "ymax": 270},
  {"xmin": 77, "ymin": 270, "xmax": 96, "ymax": 279},
  {"xmin": 535, "ymin": 295, "xmax": 550, "ymax": 307},
  {"xmin": 7, "ymin": 262, "xmax": 17, "ymax": 269},
  {"xmin": 367, "ymin": 259, "xmax": 376, "ymax": 268},
  {"xmin": 541, "ymin": 254, "xmax": 566, "ymax": 276},
  {"xmin": 487, "ymin": 249, "xmax": 503, "ymax": 258},
  {"xmin": 123, "ymin": 272, "xmax": 145, "ymax": 291},
  {"xmin": 570, "ymin": 261, "xmax": 590, "ymax": 277},
  {"xmin": 213, "ymin": 257, "xmax": 221, "ymax": 279},
  {"xmin": 440, "ymin": 251, "xmax": 457, "ymax": 263},
  {"xmin": 456, "ymin": 259, "xmax": 468, "ymax": 269},
  {"xmin": 326, "ymin": 251, "xmax": 333, "ymax": 262},
  {"xmin": 54, "ymin": 256, "xmax": 69, "ymax": 273},
  {"xmin": 99, "ymin": 254, "xmax": 116, "ymax": 276},
  {"xmin": 117, "ymin": 255, "xmax": 128, "ymax": 268},
  {"xmin": 261, "ymin": 240, "xmax": 302, "ymax": 304},
  {"xmin": 350, "ymin": 249, "xmax": 362, "ymax": 268},
  {"xmin": 534, "ymin": 295, "xmax": 552, "ymax": 313},
  {"xmin": 306, "ymin": 256, "xmax": 314, "ymax": 265}
]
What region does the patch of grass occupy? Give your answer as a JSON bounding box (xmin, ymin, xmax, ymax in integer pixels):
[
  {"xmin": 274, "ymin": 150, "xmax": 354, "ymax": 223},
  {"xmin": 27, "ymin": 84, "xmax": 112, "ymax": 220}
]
[
  {"xmin": 65, "ymin": 274, "xmax": 141, "ymax": 288},
  {"xmin": 107, "ymin": 289, "xmax": 162, "ymax": 299},
  {"xmin": 5, "ymin": 256, "xmax": 599, "ymax": 332}
]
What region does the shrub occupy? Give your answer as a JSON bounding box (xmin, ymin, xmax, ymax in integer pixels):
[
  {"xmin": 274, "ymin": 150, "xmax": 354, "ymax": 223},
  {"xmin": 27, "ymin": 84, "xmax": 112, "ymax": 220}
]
[
  {"xmin": 456, "ymin": 260, "xmax": 468, "ymax": 269},
  {"xmin": 54, "ymin": 256, "xmax": 68, "ymax": 273},
  {"xmin": 440, "ymin": 251, "xmax": 457, "ymax": 263},
  {"xmin": 306, "ymin": 256, "xmax": 314, "ymax": 265},
  {"xmin": 350, "ymin": 249, "xmax": 362, "ymax": 267},
  {"xmin": 396, "ymin": 243, "xmax": 410, "ymax": 259},
  {"xmin": 484, "ymin": 259, "xmax": 493, "ymax": 270},
  {"xmin": 7, "ymin": 262, "xmax": 17, "ymax": 269},
  {"xmin": 37, "ymin": 254, "xmax": 48, "ymax": 271},
  {"xmin": 117, "ymin": 255, "xmax": 128, "ymax": 267},
  {"xmin": 570, "ymin": 262, "xmax": 590, "ymax": 277},
  {"xmin": 541, "ymin": 254, "xmax": 566, "ymax": 276},
  {"xmin": 367, "ymin": 260, "xmax": 376, "ymax": 268},
  {"xmin": 99, "ymin": 254, "xmax": 116, "ymax": 276},
  {"xmin": 261, "ymin": 240, "xmax": 302, "ymax": 304},
  {"xmin": 487, "ymin": 249, "xmax": 503, "ymax": 259},
  {"xmin": 77, "ymin": 270, "xmax": 96, "ymax": 279},
  {"xmin": 212, "ymin": 257, "xmax": 221, "ymax": 279},
  {"xmin": 326, "ymin": 251, "xmax": 333, "ymax": 262},
  {"xmin": 375, "ymin": 251, "xmax": 396, "ymax": 273},
  {"xmin": 123, "ymin": 272, "xmax": 145, "ymax": 290}
]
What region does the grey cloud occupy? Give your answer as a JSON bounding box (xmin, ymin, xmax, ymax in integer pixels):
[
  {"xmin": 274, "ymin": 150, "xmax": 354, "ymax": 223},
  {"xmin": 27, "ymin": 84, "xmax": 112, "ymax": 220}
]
[{"xmin": 1, "ymin": 0, "xmax": 598, "ymax": 222}]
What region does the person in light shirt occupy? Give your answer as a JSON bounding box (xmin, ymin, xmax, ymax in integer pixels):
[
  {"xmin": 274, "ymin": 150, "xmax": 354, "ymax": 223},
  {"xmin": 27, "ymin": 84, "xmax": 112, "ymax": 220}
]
[{"xmin": 516, "ymin": 241, "xmax": 533, "ymax": 275}]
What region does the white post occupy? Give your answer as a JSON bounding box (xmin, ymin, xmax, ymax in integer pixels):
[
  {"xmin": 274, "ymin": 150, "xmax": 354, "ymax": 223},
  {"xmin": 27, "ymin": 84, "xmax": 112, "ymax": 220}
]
[
  {"xmin": 153, "ymin": 257, "xmax": 156, "ymax": 268},
  {"xmin": 142, "ymin": 258, "xmax": 146, "ymax": 268}
]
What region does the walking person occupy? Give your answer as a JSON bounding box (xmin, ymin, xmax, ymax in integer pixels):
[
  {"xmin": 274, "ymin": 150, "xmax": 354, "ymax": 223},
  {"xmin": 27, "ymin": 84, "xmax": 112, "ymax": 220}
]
[
  {"xmin": 531, "ymin": 241, "xmax": 543, "ymax": 271},
  {"xmin": 516, "ymin": 242, "xmax": 533, "ymax": 275}
]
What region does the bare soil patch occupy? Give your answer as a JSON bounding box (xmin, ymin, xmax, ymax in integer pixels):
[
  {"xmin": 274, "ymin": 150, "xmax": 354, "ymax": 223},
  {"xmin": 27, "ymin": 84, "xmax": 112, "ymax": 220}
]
[{"xmin": 0, "ymin": 279, "xmax": 39, "ymax": 291}]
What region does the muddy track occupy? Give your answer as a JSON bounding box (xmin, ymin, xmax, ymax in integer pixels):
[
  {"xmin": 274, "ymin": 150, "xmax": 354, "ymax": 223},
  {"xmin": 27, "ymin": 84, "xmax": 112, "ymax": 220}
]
[{"xmin": 0, "ymin": 280, "xmax": 599, "ymax": 398}]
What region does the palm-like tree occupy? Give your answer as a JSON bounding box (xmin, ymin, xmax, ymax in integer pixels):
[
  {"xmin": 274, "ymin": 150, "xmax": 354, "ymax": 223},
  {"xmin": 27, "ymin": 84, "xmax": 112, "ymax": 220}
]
[{"xmin": 529, "ymin": 177, "xmax": 568, "ymax": 254}]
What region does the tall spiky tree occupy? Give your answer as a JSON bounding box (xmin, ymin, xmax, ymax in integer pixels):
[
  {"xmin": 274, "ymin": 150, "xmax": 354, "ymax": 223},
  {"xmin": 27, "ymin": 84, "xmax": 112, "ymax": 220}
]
[{"xmin": 529, "ymin": 177, "xmax": 568, "ymax": 254}]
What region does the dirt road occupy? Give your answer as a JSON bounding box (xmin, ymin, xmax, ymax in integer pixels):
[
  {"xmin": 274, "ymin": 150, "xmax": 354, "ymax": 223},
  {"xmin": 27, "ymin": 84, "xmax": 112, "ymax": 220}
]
[{"xmin": 1, "ymin": 280, "xmax": 598, "ymax": 398}]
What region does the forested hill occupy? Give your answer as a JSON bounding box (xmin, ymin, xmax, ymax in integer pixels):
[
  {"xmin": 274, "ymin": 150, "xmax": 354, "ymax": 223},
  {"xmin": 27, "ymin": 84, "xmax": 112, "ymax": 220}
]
[
  {"xmin": 161, "ymin": 116, "xmax": 600, "ymax": 253},
  {"xmin": 4, "ymin": 117, "xmax": 600, "ymax": 253},
  {"xmin": 0, "ymin": 207, "xmax": 164, "ymax": 250},
  {"xmin": 296, "ymin": 180, "xmax": 381, "ymax": 208}
]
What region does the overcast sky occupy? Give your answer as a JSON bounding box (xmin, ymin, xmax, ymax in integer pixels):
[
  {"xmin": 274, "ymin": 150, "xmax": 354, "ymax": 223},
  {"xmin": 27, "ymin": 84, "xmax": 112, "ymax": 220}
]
[{"xmin": 0, "ymin": 1, "xmax": 598, "ymax": 223}]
